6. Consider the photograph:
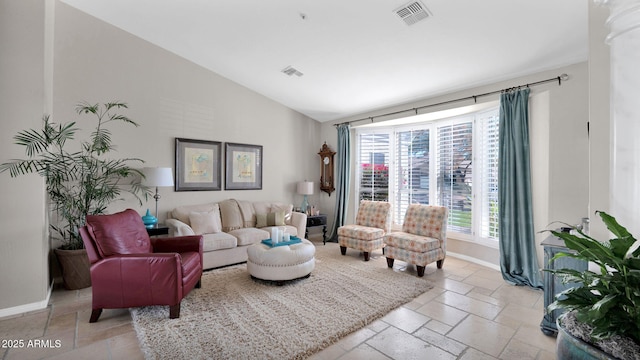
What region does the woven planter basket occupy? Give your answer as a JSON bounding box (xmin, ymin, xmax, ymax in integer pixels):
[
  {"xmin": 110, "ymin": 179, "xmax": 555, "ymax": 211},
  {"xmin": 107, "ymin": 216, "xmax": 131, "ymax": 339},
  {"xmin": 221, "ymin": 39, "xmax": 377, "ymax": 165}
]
[{"xmin": 54, "ymin": 248, "xmax": 91, "ymax": 290}]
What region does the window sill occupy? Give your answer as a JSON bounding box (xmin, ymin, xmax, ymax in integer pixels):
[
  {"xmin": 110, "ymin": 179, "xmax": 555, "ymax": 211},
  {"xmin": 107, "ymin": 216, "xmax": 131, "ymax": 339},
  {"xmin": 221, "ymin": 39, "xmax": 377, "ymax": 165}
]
[{"xmin": 448, "ymin": 233, "xmax": 499, "ymax": 250}]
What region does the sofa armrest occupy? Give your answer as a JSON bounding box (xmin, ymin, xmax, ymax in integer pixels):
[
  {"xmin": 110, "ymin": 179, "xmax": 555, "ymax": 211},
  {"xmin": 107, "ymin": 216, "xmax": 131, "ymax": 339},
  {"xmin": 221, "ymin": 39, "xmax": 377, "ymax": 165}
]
[
  {"xmin": 165, "ymin": 218, "xmax": 196, "ymax": 237},
  {"xmin": 290, "ymin": 212, "xmax": 307, "ymax": 238}
]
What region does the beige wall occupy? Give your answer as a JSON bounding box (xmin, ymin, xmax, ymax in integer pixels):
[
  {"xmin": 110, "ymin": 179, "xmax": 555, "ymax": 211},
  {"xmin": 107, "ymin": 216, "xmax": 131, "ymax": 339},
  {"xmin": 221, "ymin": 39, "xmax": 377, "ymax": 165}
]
[
  {"xmin": 588, "ymin": 2, "xmax": 611, "ymax": 240},
  {"xmin": 0, "ymin": 0, "xmax": 51, "ymax": 314},
  {"xmin": 319, "ymin": 62, "xmax": 591, "ymax": 268},
  {"xmin": 49, "ymin": 1, "xmax": 322, "ymax": 220},
  {"xmin": 52, "ymin": 2, "xmax": 321, "ymax": 220}
]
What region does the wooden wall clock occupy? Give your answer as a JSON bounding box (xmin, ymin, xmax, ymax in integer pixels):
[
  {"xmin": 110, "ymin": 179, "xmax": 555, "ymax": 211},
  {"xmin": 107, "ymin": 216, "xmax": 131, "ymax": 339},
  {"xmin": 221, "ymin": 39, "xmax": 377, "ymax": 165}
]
[{"xmin": 318, "ymin": 143, "xmax": 336, "ymax": 196}]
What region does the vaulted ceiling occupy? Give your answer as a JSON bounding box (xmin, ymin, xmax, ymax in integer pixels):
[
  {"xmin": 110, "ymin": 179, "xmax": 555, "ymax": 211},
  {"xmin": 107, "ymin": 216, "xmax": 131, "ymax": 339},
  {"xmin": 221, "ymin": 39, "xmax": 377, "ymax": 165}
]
[{"xmin": 60, "ymin": 0, "xmax": 588, "ymax": 122}]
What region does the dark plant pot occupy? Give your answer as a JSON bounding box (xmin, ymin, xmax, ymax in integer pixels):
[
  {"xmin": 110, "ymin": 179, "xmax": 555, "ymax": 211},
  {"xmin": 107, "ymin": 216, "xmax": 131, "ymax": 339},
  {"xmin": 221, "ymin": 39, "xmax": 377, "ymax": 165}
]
[
  {"xmin": 556, "ymin": 318, "xmax": 615, "ymax": 360},
  {"xmin": 54, "ymin": 248, "xmax": 91, "ymax": 290}
]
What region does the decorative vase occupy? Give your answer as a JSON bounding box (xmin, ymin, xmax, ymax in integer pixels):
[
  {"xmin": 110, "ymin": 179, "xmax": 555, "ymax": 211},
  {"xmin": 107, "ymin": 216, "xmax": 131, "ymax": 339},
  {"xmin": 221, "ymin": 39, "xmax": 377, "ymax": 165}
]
[{"xmin": 142, "ymin": 209, "xmax": 158, "ymax": 229}]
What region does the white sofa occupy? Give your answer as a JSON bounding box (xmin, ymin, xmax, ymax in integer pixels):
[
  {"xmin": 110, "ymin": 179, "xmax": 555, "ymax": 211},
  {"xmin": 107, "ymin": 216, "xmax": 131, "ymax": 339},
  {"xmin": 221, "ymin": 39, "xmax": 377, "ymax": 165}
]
[{"xmin": 165, "ymin": 199, "xmax": 307, "ymax": 270}]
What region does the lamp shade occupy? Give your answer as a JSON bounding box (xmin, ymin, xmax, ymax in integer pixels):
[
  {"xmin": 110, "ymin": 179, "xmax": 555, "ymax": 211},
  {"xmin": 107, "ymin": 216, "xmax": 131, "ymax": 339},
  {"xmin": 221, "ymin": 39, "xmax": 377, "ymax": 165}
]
[
  {"xmin": 142, "ymin": 167, "xmax": 174, "ymax": 187},
  {"xmin": 297, "ymin": 181, "xmax": 314, "ymax": 195}
]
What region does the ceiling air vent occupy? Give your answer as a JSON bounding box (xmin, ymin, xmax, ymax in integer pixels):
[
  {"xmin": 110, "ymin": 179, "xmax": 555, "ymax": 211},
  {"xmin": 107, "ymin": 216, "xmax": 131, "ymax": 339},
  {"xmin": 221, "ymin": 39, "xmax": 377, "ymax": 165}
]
[
  {"xmin": 281, "ymin": 66, "xmax": 303, "ymax": 77},
  {"xmin": 395, "ymin": 1, "xmax": 431, "ymax": 26}
]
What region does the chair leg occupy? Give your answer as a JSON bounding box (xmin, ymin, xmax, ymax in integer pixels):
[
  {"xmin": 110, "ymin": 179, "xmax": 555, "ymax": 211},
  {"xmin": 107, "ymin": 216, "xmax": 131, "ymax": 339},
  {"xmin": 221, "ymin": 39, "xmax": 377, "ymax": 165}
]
[
  {"xmin": 89, "ymin": 308, "xmax": 102, "ymax": 323},
  {"xmin": 169, "ymin": 303, "xmax": 181, "ymax": 319},
  {"xmin": 386, "ymin": 257, "xmax": 394, "ymax": 268},
  {"xmin": 340, "ymin": 246, "xmax": 346, "ymax": 255},
  {"xmin": 416, "ymin": 266, "xmax": 426, "ymax": 277},
  {"xmin": 195, "ymin": 278, "xmax": 202, "ymax": 288},
  {"xmin": 437, "ymin": 259, "xmax": 444, "ymax": 269},
  {"xmin": 363, "ymin": 252, "xmax": 370, "ymax": 261}
]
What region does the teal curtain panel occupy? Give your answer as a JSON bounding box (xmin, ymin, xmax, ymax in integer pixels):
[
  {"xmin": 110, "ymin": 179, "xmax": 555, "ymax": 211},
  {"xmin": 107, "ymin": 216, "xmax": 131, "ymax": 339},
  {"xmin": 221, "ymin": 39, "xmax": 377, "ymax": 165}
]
[{"xmin": 498, "ymin": 88, "xmax": 542, "ymax": 288}]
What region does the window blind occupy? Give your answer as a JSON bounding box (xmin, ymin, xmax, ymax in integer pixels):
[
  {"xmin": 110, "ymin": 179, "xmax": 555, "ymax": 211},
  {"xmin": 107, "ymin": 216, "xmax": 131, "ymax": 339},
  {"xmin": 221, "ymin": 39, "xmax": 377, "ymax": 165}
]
[
  {"xmin": 437, "ymin": 121, "xmax": 473, "ymax": 234},
  {"xmin": 478, "ymin": 112, "xmax": 500, "ymax": 240},
  {"xmin": 358, "ymin": 132, "xmax": 390, "ymax": 203},
  {"xmin": 394, "ymin": 129, "xmax": 430, "ymax": 224}
]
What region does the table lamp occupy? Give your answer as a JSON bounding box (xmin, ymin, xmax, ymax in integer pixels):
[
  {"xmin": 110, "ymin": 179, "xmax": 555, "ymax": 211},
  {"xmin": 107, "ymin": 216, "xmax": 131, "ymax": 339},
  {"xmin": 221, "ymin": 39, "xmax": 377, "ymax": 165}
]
[
  {"xmin": 142, "ymin": 167, "xmax": 174, "ymax": 218},
  {"xmin": 297, "ymin": 181, "xmax": 314, "ymax": 214}
]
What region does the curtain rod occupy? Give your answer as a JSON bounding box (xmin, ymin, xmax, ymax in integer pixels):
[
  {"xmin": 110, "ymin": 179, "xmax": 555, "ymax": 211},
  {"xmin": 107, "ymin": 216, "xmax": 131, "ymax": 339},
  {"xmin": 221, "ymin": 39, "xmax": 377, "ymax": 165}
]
[{"xmin": 335, "ymin": 73, "xmax": 569, "ymax": 127}]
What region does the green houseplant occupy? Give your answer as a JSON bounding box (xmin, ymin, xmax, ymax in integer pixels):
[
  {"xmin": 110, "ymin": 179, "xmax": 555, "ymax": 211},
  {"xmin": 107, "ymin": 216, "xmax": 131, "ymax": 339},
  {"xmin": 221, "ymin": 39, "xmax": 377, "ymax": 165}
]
[
  {"xmin": 0, "ymin": 101, "xmax": 149, "ymax": 288},
  {"xmin": 547, "ymin": 211, "xmax": 640, "ymax": 359}
]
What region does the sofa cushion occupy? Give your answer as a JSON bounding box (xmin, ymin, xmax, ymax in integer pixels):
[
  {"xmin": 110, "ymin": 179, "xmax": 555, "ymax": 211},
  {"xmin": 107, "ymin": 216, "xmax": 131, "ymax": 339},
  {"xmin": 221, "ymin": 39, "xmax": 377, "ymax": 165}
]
[
  {"xmin": 219, "ymin": 199, "xmax": 243, "ymax": 232},
  {"xmin": 252, "ymin": 201, "xmax": 271, "ymax": 217},
  {"xmin": 337, "ymin": 224, "xmax": 385, "ymax": 241},
  {"xmin": 201, "ymin": 232, "xmax": 237, "ymax": 252},
  {"xmin": 236, "ymin": 200, "xmax": 256, "ymax": 228},
  {"xmin": 189, "ymin": 208, "xmax": 222, "ymax": 234},
  {"xmin": 172, "ymin": 203, "xmax": 218, "ymax": 226},
  {"xmin": 384, "ymin": 232, "xmax": 441, "ymax": 252},
  {"xmin": 228, "ymin": 228, "xmax": 270, "ymax": 246}
]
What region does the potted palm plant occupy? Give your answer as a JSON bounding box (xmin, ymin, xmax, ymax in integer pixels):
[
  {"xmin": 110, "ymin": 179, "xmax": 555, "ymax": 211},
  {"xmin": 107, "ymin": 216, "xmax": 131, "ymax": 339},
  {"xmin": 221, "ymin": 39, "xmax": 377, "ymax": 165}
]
[
  {"xmin": 0, "ymin": 101, "xmax": 149, "ymax": 289},
  {"xmin": 546, "ymin": 211, "xmax": 640, "ymax": 360}
]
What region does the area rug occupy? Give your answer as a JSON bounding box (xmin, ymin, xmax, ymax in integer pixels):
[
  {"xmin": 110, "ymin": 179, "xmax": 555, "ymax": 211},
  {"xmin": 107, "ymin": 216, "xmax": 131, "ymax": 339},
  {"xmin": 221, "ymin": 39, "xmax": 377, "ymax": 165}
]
[{"xmin": 131, "ymin": 243, "xmax": 433, "ymax": 360}]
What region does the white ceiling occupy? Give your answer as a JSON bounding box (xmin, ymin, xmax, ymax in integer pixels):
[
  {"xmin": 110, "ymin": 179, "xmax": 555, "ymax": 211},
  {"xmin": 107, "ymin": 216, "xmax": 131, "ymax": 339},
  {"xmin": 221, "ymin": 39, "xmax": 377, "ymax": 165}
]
[{"xmin": 59, "ymin": 0, "xmax": 588, "ymax": 122}]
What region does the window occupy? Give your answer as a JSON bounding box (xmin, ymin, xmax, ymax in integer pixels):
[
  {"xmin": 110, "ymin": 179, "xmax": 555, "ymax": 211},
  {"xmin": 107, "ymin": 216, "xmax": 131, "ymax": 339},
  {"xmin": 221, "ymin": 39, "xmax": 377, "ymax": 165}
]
[
  {"xmin": 394, "ymin": 129, "xmax": 429, "ymax": 223},
  {"xmin": 356, "ymin": 107, "xmax": 499, "ymax": 243},
  {"xmin": 437, "ymin": 121, "xmax": 473, "ymax": 234},
  {"xmin": 477, "ymin": 111, "xmax": 500, "ymax": 240},
  {"xmin": 357, "ymin": 132, "xmax": 390, "ymax": 202}
]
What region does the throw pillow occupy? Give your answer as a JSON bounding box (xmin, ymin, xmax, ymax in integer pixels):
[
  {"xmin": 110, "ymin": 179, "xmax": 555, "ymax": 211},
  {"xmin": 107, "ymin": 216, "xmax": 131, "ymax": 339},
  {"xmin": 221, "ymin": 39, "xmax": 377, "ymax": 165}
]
[
  {"xmin": 172, "ymin": 203, "xmax": 217, "ymax": 226},
  {"xmin": 271, "ymin": 203, "xmax": 293, "ymax": 223},
  {"xmin": 255, "ymin": 211, "xmax": 286, "ymax": 227},
  {"xmin": 255, "ymin": 213, "xmax": 268, "ymax": 228},
  {"xmin": 267, "ymin": 211, "xmax": 286, "ymax": 226},
  {"xmin": 189, "ymin": 210, "xmax": 221, "ymax": 234}
]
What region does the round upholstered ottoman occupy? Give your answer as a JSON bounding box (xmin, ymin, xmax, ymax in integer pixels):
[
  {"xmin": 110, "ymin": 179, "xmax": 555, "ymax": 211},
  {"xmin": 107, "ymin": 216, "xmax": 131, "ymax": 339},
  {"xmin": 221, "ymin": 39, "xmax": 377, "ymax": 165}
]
[{"xmin": 247, "ymin": 238, "xmax": 315, "ymax": 284}]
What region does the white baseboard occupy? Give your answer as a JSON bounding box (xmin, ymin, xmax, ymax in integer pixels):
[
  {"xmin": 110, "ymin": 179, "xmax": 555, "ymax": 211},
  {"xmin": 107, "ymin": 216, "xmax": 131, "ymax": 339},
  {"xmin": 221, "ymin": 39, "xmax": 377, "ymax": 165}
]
[
  {"xmin": 447, "ymin": 251, "xmax": 501, "ymax": 271},
  {"xmin": 0, "ymin": 281, "xmax": 53, "ymax": 319}
]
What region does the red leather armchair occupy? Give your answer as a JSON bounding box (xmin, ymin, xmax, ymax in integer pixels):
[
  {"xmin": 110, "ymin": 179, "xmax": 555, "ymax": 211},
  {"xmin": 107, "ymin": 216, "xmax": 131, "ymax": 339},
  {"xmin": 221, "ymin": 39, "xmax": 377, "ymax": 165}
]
[{"xmin": 80, "ymin": 208, "xmax": 203, "ymax": 322}]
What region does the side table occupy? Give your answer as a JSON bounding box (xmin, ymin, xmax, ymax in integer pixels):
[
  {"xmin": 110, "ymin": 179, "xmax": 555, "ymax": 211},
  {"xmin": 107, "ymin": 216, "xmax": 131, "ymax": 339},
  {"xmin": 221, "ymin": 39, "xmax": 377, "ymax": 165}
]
[
  {"xmin": 306, "ymin": 214, "xmax": 328, "ymax": 244},
  {"xmin": 540, "ymin": 234, "xmax": 587, "ymax": 335},
  {"xmin": 146, "ymin": 224, "xmax": 169, "ymax": 237}
]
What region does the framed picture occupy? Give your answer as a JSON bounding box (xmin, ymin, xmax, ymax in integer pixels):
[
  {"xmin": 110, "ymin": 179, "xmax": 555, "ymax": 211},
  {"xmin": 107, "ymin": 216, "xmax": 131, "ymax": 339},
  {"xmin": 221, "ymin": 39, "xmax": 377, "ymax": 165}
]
[
  {"xmin": 225, "ymin": 142, "xmax": 263, "ymax": 190},
  {"xmin": 175, "ymin": 138, "xmax": 222, "ymax": 191}
]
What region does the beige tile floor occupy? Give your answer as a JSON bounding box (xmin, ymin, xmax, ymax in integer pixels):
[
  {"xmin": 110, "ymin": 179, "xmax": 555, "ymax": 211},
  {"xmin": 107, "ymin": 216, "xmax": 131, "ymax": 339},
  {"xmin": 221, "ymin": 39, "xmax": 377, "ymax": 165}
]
[{"xmin": 0, "ymin": 241, "xmax": 556, "ymax": 359}]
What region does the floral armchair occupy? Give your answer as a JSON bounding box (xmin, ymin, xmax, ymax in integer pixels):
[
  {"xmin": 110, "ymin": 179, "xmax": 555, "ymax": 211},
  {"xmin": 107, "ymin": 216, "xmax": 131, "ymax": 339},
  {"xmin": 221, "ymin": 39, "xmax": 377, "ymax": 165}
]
[
  {"xmin": 337, "ymin": 200, "xmax": 392, "ymax": 261},
  {"xmin": 384, "ymin": 204, "xmax": 447, "ymax": 277}
]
